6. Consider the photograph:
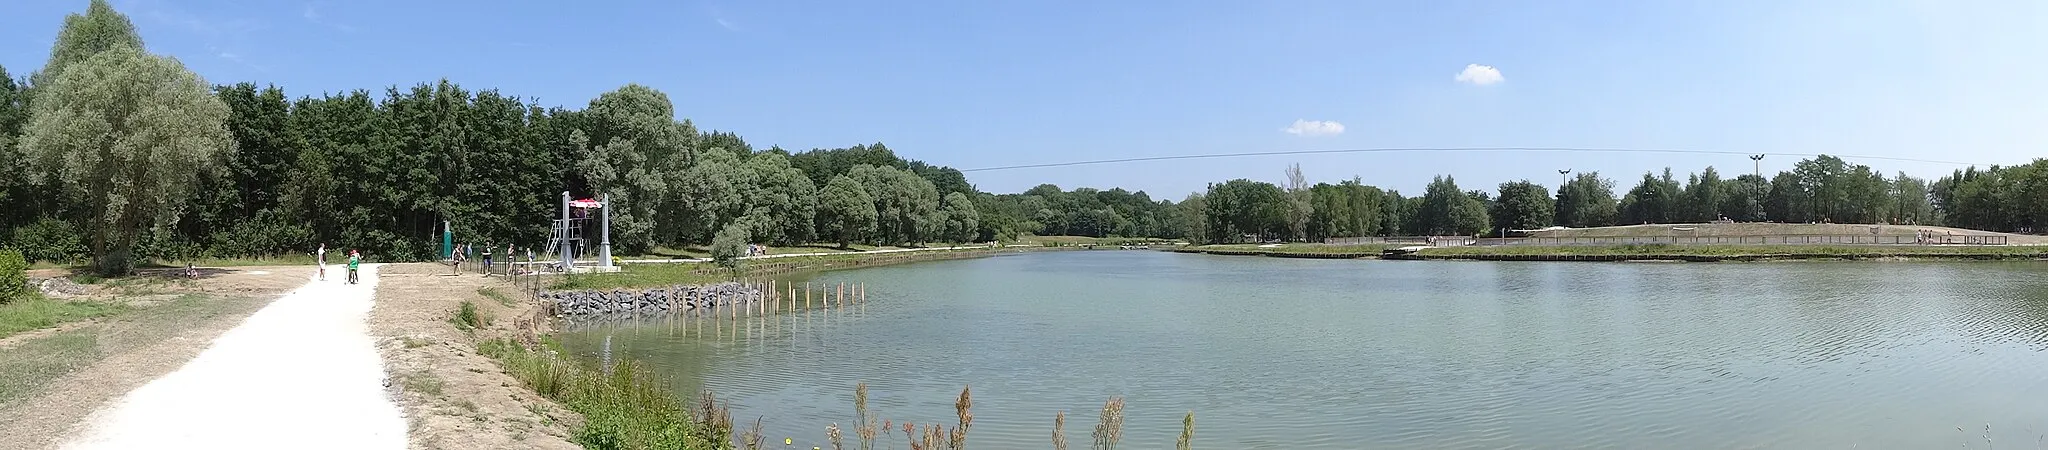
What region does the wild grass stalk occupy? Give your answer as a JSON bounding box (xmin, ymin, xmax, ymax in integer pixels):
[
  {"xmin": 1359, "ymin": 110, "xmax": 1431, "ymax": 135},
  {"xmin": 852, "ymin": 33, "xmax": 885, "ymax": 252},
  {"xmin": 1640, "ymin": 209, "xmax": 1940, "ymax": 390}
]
[
  {"xmin": 1091, "ymin": 397, "xmax": 1125, "ymax": 450},
  {"xmin": 1053, "ymin": 411, "xmax": 1067, "ymax": 450},
  {"xmin": 1176, "ymin": 411, "xmax": 1194, "ymax": 450},
  {"xmin": 741, "ymin": 417, "xmax": 765, "ymax": 450},
  {"xmin": 951, "ymin": 386, "xmax": 972, "ymax": 450},
  {"xmin": 828, "ymin": 423, "xmax": 843, "ymax": 450},
  {"xmin": 856, "ymin": 383, "xmax": 875, "ymax": 450}
]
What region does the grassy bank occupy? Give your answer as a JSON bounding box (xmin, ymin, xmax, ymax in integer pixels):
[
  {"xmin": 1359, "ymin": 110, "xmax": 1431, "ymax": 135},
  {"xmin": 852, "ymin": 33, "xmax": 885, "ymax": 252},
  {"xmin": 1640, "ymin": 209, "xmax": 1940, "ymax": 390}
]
[
  {"xmin": 1176, "ymin": 243, "xmax": 1396, "ymax": 257},
  {"xmin": 1417, "ymin": 243, "xmax": 2048, "ymax": 260},
  {"xmin": 478, "ymin": 338, "xmax": 733, "ymax": 449},
  {"xmin": 0, "ymin": 294, "xmax": 263, "ymax": 405},
  {"xmin": 0, "ymin": 295, "xmax": 119, "ymax": 339}
]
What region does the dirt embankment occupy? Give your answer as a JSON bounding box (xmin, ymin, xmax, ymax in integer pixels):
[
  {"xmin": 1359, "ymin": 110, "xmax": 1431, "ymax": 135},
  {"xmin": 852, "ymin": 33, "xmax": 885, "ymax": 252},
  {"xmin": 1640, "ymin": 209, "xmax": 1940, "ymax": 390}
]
[
  {"xmin": 0, "ymin": 267, "xmax": 308, "ymax": 450},
  {"xmin": 369, "ymin": 263, "xmax": 580, "ymax": 450}
]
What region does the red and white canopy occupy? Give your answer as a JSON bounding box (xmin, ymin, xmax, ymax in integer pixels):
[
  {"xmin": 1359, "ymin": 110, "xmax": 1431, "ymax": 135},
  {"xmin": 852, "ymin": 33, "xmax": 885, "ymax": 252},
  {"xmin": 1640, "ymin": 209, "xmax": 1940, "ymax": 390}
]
[{"xmin": 569, "ymin": 198, "xmax": 605, "ymax": 209}]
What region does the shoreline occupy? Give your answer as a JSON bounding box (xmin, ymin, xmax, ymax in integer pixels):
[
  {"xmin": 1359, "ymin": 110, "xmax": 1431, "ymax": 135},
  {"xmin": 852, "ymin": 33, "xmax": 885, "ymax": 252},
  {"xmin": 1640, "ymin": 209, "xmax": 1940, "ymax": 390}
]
[{"xmin": 1169, "ymin": 244, "xmax": 2048, "ymax": 262}]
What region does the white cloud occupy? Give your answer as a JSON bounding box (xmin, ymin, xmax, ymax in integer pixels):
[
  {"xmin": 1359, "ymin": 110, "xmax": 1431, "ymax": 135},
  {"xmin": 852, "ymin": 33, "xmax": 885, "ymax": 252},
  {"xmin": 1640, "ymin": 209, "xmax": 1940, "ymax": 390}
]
[
  {"xmin": 1282, "ymin": 119, "xmax": 1345, "ymax": 136},
  {"xmin": 1455, "ymin": 64, "xmax": 1504, "ymax": 86}
]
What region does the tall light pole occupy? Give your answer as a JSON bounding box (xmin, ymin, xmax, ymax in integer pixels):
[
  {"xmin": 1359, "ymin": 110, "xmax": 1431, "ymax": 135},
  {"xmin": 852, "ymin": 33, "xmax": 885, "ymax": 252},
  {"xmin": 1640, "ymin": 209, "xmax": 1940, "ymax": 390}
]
[
  {"xmin": 1558, "ymin": 169, "xmax": 1571, "ymax": 189},
  {"xmin": 1750, "ymin": 154, "xmax": 1765, "ymax": 178}
]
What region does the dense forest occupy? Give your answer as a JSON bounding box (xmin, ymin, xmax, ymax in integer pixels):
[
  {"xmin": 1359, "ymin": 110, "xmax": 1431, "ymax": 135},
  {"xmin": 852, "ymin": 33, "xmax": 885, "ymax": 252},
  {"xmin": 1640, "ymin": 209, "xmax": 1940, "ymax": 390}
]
[{"xmin": 1, "ymin": 2, "xmax": 2044, "ymax": 274}]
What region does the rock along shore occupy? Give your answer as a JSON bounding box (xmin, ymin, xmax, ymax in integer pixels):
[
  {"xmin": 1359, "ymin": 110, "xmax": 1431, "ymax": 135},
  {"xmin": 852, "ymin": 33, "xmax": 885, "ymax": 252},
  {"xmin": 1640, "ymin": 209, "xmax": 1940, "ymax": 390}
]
[{"xmin": 542, "ymin": 282, "xmax": 764, "ymax": 317}]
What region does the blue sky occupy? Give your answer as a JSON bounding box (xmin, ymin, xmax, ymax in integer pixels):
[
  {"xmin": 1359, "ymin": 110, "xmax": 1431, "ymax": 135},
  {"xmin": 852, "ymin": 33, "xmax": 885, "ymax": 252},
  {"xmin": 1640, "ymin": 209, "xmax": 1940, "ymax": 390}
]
[{"xmin": 3, "ymin": 0, "xmax": 2043, "ymax": 197}]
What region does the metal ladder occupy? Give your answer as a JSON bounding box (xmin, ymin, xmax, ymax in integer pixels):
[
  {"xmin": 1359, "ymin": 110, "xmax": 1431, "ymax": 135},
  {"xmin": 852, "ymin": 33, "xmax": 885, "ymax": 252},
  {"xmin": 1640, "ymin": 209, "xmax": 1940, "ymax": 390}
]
[{"xmin": 547, "ymin": 219, "xmax": 583, "ymax": 264}]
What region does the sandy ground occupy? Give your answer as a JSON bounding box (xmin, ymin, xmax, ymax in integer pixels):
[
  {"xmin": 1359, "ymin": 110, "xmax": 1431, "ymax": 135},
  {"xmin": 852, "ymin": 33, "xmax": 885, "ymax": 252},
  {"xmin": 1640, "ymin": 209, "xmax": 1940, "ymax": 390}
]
[
  {"xmin": 370, "ymin": 263, "xmax": 579, "ymax": 450},
  {"xmin": 59, "ymin": 265, "xmax": 404, "ymax": 449}
]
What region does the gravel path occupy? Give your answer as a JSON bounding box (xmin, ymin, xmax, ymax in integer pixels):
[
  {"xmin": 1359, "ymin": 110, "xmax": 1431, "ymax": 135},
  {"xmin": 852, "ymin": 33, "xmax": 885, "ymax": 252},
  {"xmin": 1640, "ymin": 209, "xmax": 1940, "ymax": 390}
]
[{"xmin": 61, "ymin": 264, "xmax": 405, "ymax": 450}]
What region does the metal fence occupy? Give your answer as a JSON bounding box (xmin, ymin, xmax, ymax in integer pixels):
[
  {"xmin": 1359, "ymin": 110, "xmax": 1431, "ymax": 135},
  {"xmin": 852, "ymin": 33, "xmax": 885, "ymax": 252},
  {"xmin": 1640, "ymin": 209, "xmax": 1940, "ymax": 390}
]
[{"xmin": 1325, "ymin": 234, "xmax": 2010, "ymax": 247}]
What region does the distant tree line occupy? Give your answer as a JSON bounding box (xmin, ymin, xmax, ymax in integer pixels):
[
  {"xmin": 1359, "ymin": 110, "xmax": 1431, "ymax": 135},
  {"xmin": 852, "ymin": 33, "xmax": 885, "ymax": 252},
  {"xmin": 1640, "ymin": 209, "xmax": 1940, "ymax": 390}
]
[
  {"xmin": 2, "ymin": 2, "xmax": 2043, "ymax": 274},
  {"xmin": 1189, "ymin": 154, "xmax": 2048, "ymax": 244}
]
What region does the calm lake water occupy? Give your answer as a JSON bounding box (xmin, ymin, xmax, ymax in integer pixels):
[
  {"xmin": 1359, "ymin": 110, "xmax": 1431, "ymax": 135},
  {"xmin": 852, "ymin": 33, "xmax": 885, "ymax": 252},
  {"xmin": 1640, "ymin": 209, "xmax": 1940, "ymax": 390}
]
[{"xmin": 559, "ymin": 251, "xmax": 2048, "ymax": 449}]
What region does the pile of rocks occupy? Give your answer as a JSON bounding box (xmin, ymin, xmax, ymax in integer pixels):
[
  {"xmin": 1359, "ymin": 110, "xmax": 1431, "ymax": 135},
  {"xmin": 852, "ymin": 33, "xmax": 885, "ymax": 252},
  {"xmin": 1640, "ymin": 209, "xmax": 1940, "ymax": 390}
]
[{"xmin": 543, "ymin": 282, "xmax": 764, "ymax": 317}]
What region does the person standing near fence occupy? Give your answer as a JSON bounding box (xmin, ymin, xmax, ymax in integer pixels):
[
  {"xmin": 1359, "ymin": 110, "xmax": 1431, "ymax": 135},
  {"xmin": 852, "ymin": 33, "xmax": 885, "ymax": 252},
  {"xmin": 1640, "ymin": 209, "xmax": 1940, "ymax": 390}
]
[{"xmin": 481, "ymin": 244, "xmax": 494, "ymax": 276}]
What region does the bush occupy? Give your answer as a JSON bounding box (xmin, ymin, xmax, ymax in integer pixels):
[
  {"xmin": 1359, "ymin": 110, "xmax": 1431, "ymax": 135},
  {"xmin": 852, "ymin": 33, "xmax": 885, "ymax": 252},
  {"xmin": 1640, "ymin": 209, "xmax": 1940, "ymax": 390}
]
[
  {"xmin": 10, "ymin": 218, "xmax": 87, "ymax": 265},
  {"xmin": 0, "ymin": 249, "xmax": 28, "ymax": 304},
  {"xmin": 710, "ymin": 223, "xmax": 750, "ymax": 270}
]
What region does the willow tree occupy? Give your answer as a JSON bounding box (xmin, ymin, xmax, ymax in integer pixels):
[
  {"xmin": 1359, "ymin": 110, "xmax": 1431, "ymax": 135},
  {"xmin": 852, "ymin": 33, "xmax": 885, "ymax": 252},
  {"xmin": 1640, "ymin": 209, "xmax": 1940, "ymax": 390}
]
[
  {"xmin": 21, "ymin": 47, "xmax": 232, "ymax": 274},
  {"xmin": 31, "ymin": 0, "xmax": 143, "ymax": 90},
  {"xmin": 817, "ymin": 175, "xmax": 878, "ymax": 248}
]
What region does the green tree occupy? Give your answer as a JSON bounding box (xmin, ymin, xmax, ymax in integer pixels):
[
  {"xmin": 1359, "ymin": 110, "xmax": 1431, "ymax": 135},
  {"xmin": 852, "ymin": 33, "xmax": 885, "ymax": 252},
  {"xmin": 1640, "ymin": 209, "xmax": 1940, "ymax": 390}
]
[
  {"xmin": 661, "ymin": 146, "xmax": 746, "ymax": 245},
  {"xmin": 1201, "ymin": 179, "xmax": 1286, "ymax": 243},
  {"xmin": 940, "ymin": 192, "xmax": 980, "ymax": 243},
  {"xmin": 1619, "ymin": 169, "xmax": 1681, "ymax": 224},
  {"xmin": 1554, "ymin": 172, "xmax": 1617, "ymax": 228},
  {"xmin": 1416, "ymin": 176, "xmax": 1488, "ymax": 235},
  {"xmin": 21, "ymin": 47, "xmax": 232, "ymax": 275},
  {"xmin": 1719, "ymin": 174, "xmax": 1769, "ymax": 222},
  {"xmin": 1681, "ymin": 167, "xmax": 1725, "ymax": 222},
  {"xmin": 0, "ymin": 65, "xmax": 31, "ymax": 231},
  {"xmin": 31, "ymin": 0, "xmax": 143, "ymax": 89},
  {"xmin": 1282, "ymin": 163, "xmax": 1314, "ymax": 241},
  {"xmin": 1491, "ymin": 180, "xmax": 1553, "ymax": 233},
  {"xmin": 578, "ymin": 84, "xmax": 690, "ymax": 254},
  {"xmin": 709, "ymin": 222, "xmax": 749, "ymax": 270},
  {"xmin": 1890, "ymin": 173, "xmax": 1934, "ymax": 225},
  {"xmin": 742, "ymin": 152, "xmax": 819, "ymax": 246},
  {"xmin": 816, "ymin": 175, "xmax": 878, "ymax": 248}
]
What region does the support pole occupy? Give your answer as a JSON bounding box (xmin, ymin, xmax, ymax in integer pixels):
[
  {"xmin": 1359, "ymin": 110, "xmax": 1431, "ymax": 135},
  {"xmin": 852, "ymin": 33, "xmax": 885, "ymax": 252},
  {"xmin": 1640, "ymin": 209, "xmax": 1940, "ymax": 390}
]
[
  {"xmin": 599, "ymin": 193, "xmax": 614, "ymax": 269},
  {"xmin": 560, "ymin": 191, "xmax": 573, "ymax": 272}
]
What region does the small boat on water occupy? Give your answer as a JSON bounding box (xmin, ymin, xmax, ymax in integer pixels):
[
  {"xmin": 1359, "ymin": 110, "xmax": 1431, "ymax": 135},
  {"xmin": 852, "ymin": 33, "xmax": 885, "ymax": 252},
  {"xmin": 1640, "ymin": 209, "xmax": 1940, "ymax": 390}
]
[{"xmin": 1382, "ymin": 246, "xmax": 1428, "ymax": 260}]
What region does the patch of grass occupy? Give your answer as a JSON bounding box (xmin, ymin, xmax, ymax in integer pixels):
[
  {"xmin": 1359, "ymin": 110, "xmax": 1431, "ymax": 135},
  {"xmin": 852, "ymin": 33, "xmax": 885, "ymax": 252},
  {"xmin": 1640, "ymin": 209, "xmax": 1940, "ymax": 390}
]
[
  {"xmin": 405, "ymin": 371, "xmax": 445, "ymax": 396},
  {"xmin": 478, "ymin": 338, "xmax": 730, "ymax": 449},
  {"xmin": 0, "ymin": 294, "xmax": 119, "ymax": 339},
  {"xmin": 478, "ymin": 287, "xmax": 519, "ymax": 308},
  {"xmin": 449, "ymin": 301, "xmax": 490, "ymax": 332},
  {"xmin": 401, "ymin": 336, "xmax": 432, "ymax": 349},
  {"xmin": 0, "ymin": 329, "xmax": 102, "ymax": 403}
]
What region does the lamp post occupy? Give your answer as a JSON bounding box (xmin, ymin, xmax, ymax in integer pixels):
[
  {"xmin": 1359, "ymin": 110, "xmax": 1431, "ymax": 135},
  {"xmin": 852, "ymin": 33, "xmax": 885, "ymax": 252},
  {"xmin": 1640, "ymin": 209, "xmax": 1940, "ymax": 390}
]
[
  {"xmin": 1750, "ymin": 154, "xmax": 1765, "ymax": 178},
  {"xmin": 1557, "ymin": 169, "xmax": 1571, "ymax": 188}
]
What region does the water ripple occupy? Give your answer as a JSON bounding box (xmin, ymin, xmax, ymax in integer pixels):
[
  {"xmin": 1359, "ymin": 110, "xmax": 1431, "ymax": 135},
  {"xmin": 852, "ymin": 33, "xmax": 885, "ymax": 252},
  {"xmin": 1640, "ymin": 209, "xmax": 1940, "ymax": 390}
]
[{"xmin": 562, "ymin": 255, "xmax": 2048, "ymax": 448}]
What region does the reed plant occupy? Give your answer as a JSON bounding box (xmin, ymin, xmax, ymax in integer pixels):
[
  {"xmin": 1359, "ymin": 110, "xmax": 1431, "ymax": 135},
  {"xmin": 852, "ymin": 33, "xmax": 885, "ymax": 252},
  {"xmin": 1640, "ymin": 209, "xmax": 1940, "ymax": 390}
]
[
  {"xmin": 1091, "ymin": 397, "xmax": 1125, "ymax": 450},
  {"xmin": 477, "ymin": 338, "xmax": 731, "ymax": 449}
]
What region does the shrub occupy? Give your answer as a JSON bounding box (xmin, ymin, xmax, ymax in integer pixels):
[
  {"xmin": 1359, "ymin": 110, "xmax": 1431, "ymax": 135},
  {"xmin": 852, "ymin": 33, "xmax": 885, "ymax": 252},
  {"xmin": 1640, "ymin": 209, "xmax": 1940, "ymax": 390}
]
[
  {"xmin": 711, "ymin": 223, "xmax": 751, "ymax": 270},
  {"xmin": 450, "ymin": 300, "xmax": 489, "ymax": 331},
  {"xmin": 10, "ymin": 218, "xmax": 87, "ymax": 265},
  {"xmin": 0, "ymin": 249, "xmax": 28, "ymax": 304}
]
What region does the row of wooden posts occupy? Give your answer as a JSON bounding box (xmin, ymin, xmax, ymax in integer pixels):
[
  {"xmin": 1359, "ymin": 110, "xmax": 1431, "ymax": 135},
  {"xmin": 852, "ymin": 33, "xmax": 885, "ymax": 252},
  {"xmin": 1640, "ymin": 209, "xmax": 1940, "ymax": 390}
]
[{"xmin": 718, "ymin": 280, "xmax": 866, "ymax": 319}]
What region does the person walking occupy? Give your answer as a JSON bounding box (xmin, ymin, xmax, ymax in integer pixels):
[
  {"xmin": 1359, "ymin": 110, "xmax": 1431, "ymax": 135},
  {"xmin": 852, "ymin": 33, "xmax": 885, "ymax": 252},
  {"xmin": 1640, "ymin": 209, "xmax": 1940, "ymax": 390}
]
[
  {"xmin": 316, "ymin": 243, "xmax": 328, "ymax": 281},
  {"xmin": 481, "ymin": 244, "xmax": 494, "ymax": 276},
  {"xmin": 451, "ymin": 244, "xmax": 466, "ymax": 276},
  {"xmin": 346, "ymin": 249, "xmax": 362, "ymax": 284}
]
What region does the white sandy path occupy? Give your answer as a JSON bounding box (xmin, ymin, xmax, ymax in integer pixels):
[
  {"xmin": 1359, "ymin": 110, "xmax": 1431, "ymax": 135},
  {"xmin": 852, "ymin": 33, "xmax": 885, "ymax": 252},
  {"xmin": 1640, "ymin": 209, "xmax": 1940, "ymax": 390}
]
[{"xmin": 62, "ymin": 264, "xmax": 406, "ymax": 450}]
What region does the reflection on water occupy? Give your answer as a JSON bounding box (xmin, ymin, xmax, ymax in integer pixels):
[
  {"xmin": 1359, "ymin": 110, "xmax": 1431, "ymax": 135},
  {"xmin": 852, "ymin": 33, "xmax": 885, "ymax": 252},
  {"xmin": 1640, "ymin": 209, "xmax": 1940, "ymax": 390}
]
[{"xmin": 561, "ymin": 252, "xmax": 2048, "ymax": 449}]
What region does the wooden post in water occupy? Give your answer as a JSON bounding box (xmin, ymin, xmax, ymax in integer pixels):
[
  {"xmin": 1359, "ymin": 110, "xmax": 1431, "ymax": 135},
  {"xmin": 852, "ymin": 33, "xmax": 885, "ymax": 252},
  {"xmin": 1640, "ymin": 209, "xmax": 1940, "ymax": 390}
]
[
  {"xmin": 805, "ymin": 283, "xmax": 812, "ymax": 309},
  {"xmin": 837, "ymin": 282, "xmax": 845, "ymax": 308}
]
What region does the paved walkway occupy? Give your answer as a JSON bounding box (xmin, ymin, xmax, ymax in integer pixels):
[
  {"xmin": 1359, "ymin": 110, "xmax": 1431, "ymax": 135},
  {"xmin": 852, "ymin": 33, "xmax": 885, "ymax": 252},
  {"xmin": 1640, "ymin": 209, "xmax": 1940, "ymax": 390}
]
[{"xmin": 62, "ymin": 265, "xmax": 405, "ymax": 450}]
